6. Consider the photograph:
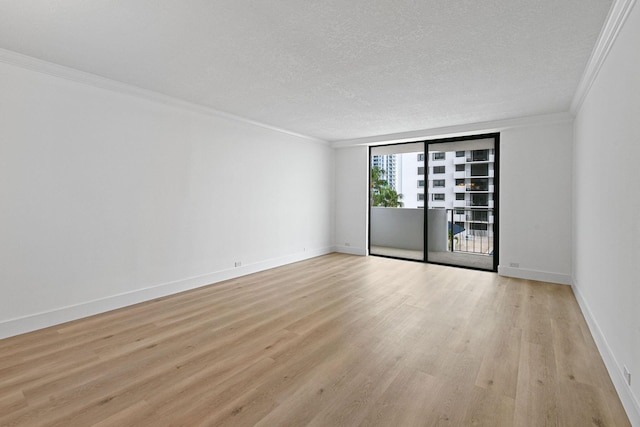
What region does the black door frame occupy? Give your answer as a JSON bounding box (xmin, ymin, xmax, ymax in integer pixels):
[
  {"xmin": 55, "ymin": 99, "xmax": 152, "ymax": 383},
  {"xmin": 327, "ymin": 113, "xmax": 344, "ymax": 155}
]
[{"xmin": 368, "ymin": 132, "xmax": 500, "ymax": 272}]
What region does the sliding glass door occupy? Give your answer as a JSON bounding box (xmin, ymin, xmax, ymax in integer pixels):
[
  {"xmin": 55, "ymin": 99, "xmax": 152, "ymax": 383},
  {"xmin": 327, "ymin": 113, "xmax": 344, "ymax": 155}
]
[{"xmin": 369, "ymin": 134, "xmax": 499, "ymax": 271}]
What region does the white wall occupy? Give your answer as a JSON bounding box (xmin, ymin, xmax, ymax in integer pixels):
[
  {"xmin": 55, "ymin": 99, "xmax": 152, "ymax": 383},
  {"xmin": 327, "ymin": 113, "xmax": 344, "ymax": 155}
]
[
  {"xmin": 334, "ymin": 146, "xmax": 369, "ymax": 255},
  {"xmin": 0, "ymin": 60, "xmax": 334, "ymax": 338},
  {"xmin": 572, "ymin": 2, "xmax": 640, "ymax": 423},
  {"xmin": 498, "ymin": 122, "xmax": 574, "ymax": 284}
]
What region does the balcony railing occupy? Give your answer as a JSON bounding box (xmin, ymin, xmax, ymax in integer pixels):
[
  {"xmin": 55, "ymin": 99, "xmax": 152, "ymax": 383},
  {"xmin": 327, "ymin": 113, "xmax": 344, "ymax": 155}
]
[
  {"xmin": 468, "ymin": 170, "xmax": 495, "ymax": 178},
  {"xmin": 466, "ymin": 211, "xmax": 489, "ymax": 222},
  {"xmin": 446, "ymin": 209, "xmax": 494, "ymax": 255},
  {"xmin": 466, "ymin": 185, "xmax": 489, "ymax": 192},
  {"xmin": 466, "ymin": 200, "xmax": 494, "ymax": 208}
]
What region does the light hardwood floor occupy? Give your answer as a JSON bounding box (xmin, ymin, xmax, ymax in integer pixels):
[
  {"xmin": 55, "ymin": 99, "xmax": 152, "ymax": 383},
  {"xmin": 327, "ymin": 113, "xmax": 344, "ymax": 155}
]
[{"xmin": 0, "ymin": 253, "xmax": 630, "ymax": 426}]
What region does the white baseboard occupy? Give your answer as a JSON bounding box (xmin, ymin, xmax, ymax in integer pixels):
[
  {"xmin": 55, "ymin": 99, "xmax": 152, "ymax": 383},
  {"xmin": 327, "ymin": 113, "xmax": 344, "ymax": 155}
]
[
  {"xmin": 572, "ymin": 280, "xmax": 640, "ymax": 426},
  {"xmin": 572, "ymin": 281, "xmax": 640, "ymax": 427},
  {"xmin": 333, "ymin": 245, "xmax": 367, "ymax": 256},
  {"xmin": 0, "ymin": 246, "xmax": 333, "ymax": 340},
  {"xmin": 497, "ymin": 265, "xmax": 572, "ymax": 285}
]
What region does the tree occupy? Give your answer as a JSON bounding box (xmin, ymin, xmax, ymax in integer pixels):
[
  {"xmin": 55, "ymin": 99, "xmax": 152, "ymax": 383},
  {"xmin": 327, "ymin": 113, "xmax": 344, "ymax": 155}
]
[
  {"xmin": 370, "ymin": 166, "xmax": 387, "ymax": 189},
  {"xmin": 376, "ymin": 185, "xmax": 404, "ymax": 207},
  {"xmin": 371, "ymin": 166, "xmax": 404, "ymax": 207}
]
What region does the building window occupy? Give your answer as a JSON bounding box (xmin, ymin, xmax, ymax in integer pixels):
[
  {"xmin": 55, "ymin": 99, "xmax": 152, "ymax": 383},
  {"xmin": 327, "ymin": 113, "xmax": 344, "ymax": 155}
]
[
  {"xmin": 417, "ymin": 166, "xmax": 425, "ymax": 175},
  {"xmin": 432, "ymin": 152, "xmax": 445, "ymax": 160},
  {"xmin": 469, "ymin": 210, "xmax": 488, "ymax": 221},
  {"xmin": 456, "ymin": 151, "xmax": 465, "ymax": 157},
  {"xmin": 471, "ymin": 194, "xmax": 489, "ymax": 206},
  {"xmin": 455, "ymin": 209, "xmax": 465, "ymax": 215},
  {"xmin": 417, "ymin": 153, "xmax": 424, "ymax": 161},
  {"xmin": 417, "ymin": 180, "xmax": 425, "ymax": 188},
  {"xmin": 455, "ymin": 164, "xmax": 465, "ymax": 172},
  {"xmin": 470, "ymin": 223, "xmax": 488, "ymax": 231},
  {"xmin": 433, "ymin": 166, "xmax": 445, "ymax": 174},
  {"xmin": 456, "ymin": 193, "xmax": 465, "ymax": 200},
  {"xmin": 433, "ymin": 179, "xmax": 445, "ymax": 187},
  {"xmin": 432, "ymin": 193, "xmax": 445, "ymax": 201},
  {"xmin": 470, "ymin": 163, "xmax": 489, "ymax": 176},
  {"xmin": 470, "ymin": 149, "xmax": 489, "ymax": 162},
  {"xmin": 468, "ymin": 178, "xmax": 489, "ymax": 191},
  {"xmin": 417, "ymin": 193, "xmax": 425, "ymax": 201},
  {"xmin": 455, "ymin": 179, "xmax": 465, "ymax": 186}
]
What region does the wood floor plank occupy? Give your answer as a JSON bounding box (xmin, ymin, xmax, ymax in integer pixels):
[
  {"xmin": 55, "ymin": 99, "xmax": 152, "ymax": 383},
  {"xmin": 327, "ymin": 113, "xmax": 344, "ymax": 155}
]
[
  {"xmin": 513, "ymin": 341, "xmax": 559, "ymax": 427},
  {"xmin": 252, "ymin": 343, "xmax": 366, "ymax": 427},
  {"xmin": 304, "ymin": 348, "xmax": 404, "ymax": 427},
  {"xmin": 358, "ymin": 367, "xmax": 442, "ymax": 427},
  {"xmin": 475, "ymin": 322, "xmax": 522, "ymax": 399},
  {"xmin": 0, "ymin": 253, "xmax": 631, "ymax": 426}
]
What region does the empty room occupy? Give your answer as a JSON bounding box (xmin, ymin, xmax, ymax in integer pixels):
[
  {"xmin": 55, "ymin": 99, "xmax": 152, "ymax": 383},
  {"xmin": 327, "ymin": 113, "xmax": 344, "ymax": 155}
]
[{"xmin": 1, "ymin": 1, "xmax": 639, "ymax": 426}]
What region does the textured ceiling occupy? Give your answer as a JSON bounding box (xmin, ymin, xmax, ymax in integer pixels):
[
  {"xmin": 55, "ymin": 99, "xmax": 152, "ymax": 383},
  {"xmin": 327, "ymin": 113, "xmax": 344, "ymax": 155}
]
[{"xmin": 0, "ymin": 0, "xmax": 613, "ymax": 141}]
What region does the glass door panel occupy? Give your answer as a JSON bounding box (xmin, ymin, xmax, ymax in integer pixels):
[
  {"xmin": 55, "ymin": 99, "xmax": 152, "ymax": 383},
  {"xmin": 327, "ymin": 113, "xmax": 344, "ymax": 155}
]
[
  {"xmin": 370, "ymin": 142, "xmax": 424, "ymax": 261},
  {"xmin": 426, "ymin": 138, "xmax": 496, "ymax": 270}
]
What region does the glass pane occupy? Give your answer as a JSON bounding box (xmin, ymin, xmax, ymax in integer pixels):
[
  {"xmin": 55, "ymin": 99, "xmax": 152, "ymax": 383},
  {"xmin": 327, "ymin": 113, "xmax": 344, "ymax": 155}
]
[
  {"xmin": 370, "ymin": 143, "xmax": 424, "ymax": 261},
  {"xmin": 425, "ymin": 139, "xmax": 495, "ymax": 270}
]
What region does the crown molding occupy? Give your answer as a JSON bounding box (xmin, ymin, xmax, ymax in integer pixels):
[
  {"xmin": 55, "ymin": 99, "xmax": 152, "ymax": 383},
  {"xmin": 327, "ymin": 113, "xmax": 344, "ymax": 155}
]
[
  {"xmin": 330, "ymin": 112, "xmax": 574, "ymax": 148},
  {"xmin": 0, "ymin": 48, "xmax": 329, "ymax": 146},
  {"xmin": 570, "ymin": 0, "xmax": 637, "ymax": 114}
]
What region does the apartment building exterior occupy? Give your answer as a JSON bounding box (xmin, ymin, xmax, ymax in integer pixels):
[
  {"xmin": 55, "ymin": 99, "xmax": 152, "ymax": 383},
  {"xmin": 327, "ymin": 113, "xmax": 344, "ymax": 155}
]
[
  {"xmin": 394, "ymin": 149, "xmax": 495, "ymax": 239},
  {"xmin": 371, "ymin": 154, "xmax": 398, "ymax": 190}
]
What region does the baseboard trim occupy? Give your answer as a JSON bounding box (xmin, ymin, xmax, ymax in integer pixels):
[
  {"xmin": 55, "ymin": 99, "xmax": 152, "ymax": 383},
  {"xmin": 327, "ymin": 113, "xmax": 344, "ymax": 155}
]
[
  {"xmin": 333, "ymin": 245, "xmax": 367, "ymax": 256},
  {"xmin": 0, "ymin": 247, "xmax": 333, "ymax": 340},
  {"xmin": 497, "ymin": 265, "xmax": 571, "ymax": 285},
  {"xmin": 572, "ymin": 280, "xmax": 640, "ymax": 426}
]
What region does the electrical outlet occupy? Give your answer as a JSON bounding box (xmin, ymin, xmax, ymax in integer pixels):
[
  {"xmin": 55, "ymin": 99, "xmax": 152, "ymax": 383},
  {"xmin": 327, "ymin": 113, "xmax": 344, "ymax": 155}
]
[
  {"xmin": 509, "ymin": 262, "xmax": 519, "ymax": 268},
  {"xmin": 624, "ymin": 365, "xmax": 631, "ymax": 386},
  {"xmin": 345, "ymin": 242, "xmax": 351, "ymax": 247},
  {"xmin": 234, "ymin": 261, "xmax": 242, "ymax": 268}
]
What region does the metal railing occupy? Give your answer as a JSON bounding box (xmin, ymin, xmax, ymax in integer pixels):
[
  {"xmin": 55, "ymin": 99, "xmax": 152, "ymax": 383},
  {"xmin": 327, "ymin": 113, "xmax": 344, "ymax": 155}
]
[{"xmin": 446, "ymin": 209, "xmax": 494, "ymax": 255}]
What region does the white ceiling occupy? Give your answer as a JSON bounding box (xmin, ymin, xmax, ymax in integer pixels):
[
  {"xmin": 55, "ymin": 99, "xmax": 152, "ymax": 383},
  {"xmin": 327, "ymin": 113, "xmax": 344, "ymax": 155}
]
[{"xmin": 0, "ymin": 1, "xmax": 613, "ymax": 142}]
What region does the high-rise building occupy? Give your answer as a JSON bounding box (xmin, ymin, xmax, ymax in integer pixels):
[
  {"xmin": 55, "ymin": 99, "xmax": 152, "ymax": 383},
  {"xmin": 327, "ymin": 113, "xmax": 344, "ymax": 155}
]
[
  {"xmin": 371, "ymin": 154, "xmax": 398, "ymax": 189},
  {"xmin": 398, "ymin": 149, "xmax": 495, "ymax": 240}
]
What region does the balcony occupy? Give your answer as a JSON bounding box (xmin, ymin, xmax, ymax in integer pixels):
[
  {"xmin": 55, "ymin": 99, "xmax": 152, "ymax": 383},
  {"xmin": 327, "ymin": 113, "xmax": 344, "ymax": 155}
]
[
  {"xmin": 466, "ymin": 151, "xmax": 495, "ymax": 163},
  {"xmin": 466, "ymin": 182, "xmax": 488, "ymax": 191},
  {"xmin": 466, "ymin": 184, "xmax": 495, "ymax": 193},
  {"xmin": 466, "ymin": 154, "xmax": 495, "ymax": 163},
  {"xmin": 446, "ymin": 208, "xmax": 494, "ymax": 256},
  {"xmin": 368, "ymin": 207, "xmax": 494, "ymax": 270},
  {"xmin": 466, "ymin": 211, "xmax": 488, "ymax": 222},
  {"xmin": 454, "ymin": 152, "xmax": 495, "ymax": 165},
  {"xmin": 468, "ymin": 170, "xmax": 495, "ymax": 178},
  {"xmin": 466, "ymin": 200, "xmax": 494, "ymax": 208},
  {"xmin": 469, "ymin": 163, "xmax": 490, "ymax": 177}
]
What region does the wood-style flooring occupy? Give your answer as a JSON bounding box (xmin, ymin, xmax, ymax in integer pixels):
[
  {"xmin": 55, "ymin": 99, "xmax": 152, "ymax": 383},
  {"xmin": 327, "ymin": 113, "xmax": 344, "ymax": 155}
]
[{"xmin": 0, "ymin": 253, "xmax": 630, "ymax": 426}]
